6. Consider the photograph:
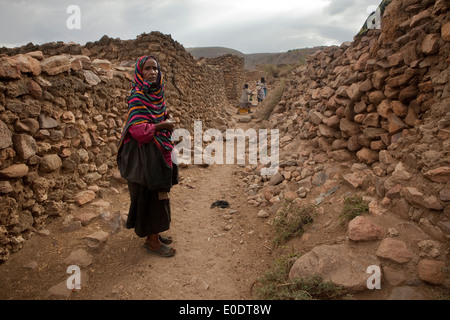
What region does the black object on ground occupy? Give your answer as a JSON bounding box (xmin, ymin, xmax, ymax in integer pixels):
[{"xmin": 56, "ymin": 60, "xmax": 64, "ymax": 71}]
[{"xmin": 210, "ymin": 200, "xmax": 230, "ymax": 209}]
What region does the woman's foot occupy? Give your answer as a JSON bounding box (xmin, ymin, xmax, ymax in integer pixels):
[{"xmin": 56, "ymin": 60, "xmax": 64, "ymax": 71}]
[
  {"xmin": 144, "ymin": 242, "xmax": 176, "ymax": 257},
  {"xmin": 145, "ymin": 234, "xmax": 176, "ymax": 257},
  {"xmin": 159, "ymin": 234, "xmax": 173, "ymax": 244}
]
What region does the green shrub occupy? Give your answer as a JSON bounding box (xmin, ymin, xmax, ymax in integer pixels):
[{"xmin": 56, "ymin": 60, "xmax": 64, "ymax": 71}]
[
  {"xmin": 271, "ymin": 202, "xmax": 316, "ymax": 248},
  {"xmin": 339, "ymin": 194, "xmax": 369, "ymax": 222},
  {"xmin": 254, "ymin": 254, "xmax": 345, "ymax": 300}
]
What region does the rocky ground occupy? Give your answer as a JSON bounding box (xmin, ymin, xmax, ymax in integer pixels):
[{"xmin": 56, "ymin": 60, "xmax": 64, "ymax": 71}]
[
  {"xmin": 0, "ymin": 105, "xmax": 447, "ymax": 301},
  {"xmin": 0, "ymin": 108, "xmax": 274, "ymax": 300}
]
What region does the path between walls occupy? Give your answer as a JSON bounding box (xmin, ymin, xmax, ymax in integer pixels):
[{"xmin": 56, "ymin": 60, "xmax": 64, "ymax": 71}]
[
  {"xmin": 0, "ymin": 106, "xmax": 276, "ymax": 300},
  {"xmin": 0, "ymin": 104, "xmax": 445, "ymax": 301}
]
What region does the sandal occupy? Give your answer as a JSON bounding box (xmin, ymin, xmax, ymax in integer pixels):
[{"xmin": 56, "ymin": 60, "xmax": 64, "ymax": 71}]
[
  {"xmin": 159, "ymin": 235, "xmax": 173, "ymax": 245},
  {"xmin": 144, "ymin": 243, "xmax": 176, "ymax": 257}
]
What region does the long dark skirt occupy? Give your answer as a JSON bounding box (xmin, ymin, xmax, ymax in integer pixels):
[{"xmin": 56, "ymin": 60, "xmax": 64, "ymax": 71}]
[{"xmin": 126, "ymin": 181, "xmax": 171, "ymax": 238}]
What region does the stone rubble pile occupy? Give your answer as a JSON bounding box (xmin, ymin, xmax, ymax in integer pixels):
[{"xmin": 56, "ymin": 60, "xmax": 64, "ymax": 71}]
[{"xmin": 235, "ymin": 0, "xmax": 449, "ymax": 296}]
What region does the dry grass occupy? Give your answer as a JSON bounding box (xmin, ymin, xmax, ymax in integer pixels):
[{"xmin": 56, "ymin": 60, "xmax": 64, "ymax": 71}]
[
  {"xmin": 255, "ymin": 78, "xmax": 286, "ymax": 120},
  {"xmin": 254, "ymin": 253, "xmax": 346, "ymax": 300},
  {"xmin": 339, "ymin": 194, "xmax": 369, "ymax": 223},
  {"xmin": 271, "ymin": 202, "xmax": 316, "ymax": 248}
]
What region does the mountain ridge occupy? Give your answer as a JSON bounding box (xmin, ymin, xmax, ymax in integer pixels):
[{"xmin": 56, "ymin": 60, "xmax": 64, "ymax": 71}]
[{"xmin": 186, "ymin": 46, "xmax": 328, "ymax": 69}]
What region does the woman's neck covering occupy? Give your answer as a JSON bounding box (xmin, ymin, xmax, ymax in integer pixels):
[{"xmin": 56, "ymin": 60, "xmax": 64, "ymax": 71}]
[{"xmin": 118, "ymin": 55, "xmax": 174, "ymax": 152}]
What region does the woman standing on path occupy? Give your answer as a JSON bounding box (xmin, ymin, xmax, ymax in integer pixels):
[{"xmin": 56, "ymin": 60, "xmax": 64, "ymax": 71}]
[
  {"xmin": 117, "ymin": 55, "xmax": 178, "ymax": 257},
  {"xmin": 256, "ymin": 77, "xmax": 267, "ymax": 105},
  {"xmin": 239, "ymin": 84, "xmax": 254, "ymax": 113}
]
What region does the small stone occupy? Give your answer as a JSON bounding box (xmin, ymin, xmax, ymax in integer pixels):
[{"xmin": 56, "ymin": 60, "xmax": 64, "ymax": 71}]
[
  {"xmin": 61, "ymin": 221, "xmax": 83, "ymax": 233},
  {"xmin": 47, "ymin": 280, "xmax": 72, "ymax": 299},
  {"xmin": 417, "ymin": 259, "xmax": 446, "ymax": 285},
  {"xmin": 387, "ymin": 228, "xmax": 399, "ymax": 237},
  {"xmin": 418, "ymin": 240, "xmax": 440, "ymax": 258},
  {"xmin": 23, "ymin": 261, "xmax": 38, "ymax": 269},
  {"xmin": 74, "ymin": 190, "xmax": 96, "ymax": 206},
  {"xmin": 439, "ymin": 189, "xmax": 450, "ymax": 202},
  {"xmin": 74, "ymin": 212, "xmax": 98, "ymax": 226},
  {"xmin": 84, "ymin": 230, "xmax": 109, "ymax": 248},
  {"xmin": 348, "ymin": 216, "xmax": 384, "ymax": 242},
  {"xmin": 35, "ymin": 229, "xmax": 51, "ymax": 236},
  {"xmin": 64, "ymin": 249, "xmax": 93, "ymax": 268},
  {"xmin": 257, "ymin": 210, "xmax": 270, "ymax": 218},
  {"xmin": 376, "ymin": 238, "xmax": 413, "ymax": 264}
]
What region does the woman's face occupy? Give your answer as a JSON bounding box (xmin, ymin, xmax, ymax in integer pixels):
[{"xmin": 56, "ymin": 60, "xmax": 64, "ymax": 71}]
[{"xmin": 142, "ymin": 58, "xmax": 158, "ymax": 83}]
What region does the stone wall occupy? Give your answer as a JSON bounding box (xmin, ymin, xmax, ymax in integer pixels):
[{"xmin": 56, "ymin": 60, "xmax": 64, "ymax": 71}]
[
  {"xmin": 264, "ymin": 0, "xmax": 449, "ymax": 238},
  {"xmin": 0, "ymin": 32, "xmax": 242, "ymax": 262},
  {"xmin": 203, "ymin": 54, "xmax": 245, "ymax": 104},
  {"xmin": 1, "ymin": 32, "xmax": 245, "ymax": 115}
]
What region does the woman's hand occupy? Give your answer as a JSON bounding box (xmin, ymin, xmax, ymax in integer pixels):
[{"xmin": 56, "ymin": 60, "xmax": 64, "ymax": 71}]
[{"xmin": 155, "ymin": 119, "xmax": 175, "ymax": 132}]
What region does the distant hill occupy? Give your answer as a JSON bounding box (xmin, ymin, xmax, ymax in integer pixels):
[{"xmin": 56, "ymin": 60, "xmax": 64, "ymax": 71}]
[
  {"xmin": 186, "ymin": 46, "xmax": 327, "ymax": 70},
  {"xmin": 186, "ymin": 47, "xmax": 246, "ymax": 59}
]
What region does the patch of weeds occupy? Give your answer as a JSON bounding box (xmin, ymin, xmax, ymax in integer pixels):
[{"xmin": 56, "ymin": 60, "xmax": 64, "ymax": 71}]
[
  {"xmin": 339, "ymin": 194, "xmax": 369, "ymax": 222},
  {"xmin": 254, "ymin": 253, "xmax": 345, "ymax": 300},
  {"xmin": 434, "ymin": 290, "xmax": 450, "ymax": 300},
  {"xmin": 262, "ymin": 64, "xmax": 299, "ymax": 79},
  {"xmin": 271, "ymin": 201, "xmax": 316, "ymax": 248}
]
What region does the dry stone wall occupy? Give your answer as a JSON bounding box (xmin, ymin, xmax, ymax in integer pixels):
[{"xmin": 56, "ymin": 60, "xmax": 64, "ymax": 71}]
[
  {"xmin": 202, "ymin": 54, "xmax": 245, "ymax": 104},
  {"xmin": 263, "ymin": 0, "xmax": 449, "ymax": 245},
  {"xmin": 0, "ymin": 32, "xmax": 242, "ymax": 263},
  {"xmin": 227, "ymin": 0, "xmax": 449, "ymax": 295},
  {"xmin": 1, "ymin": 31, "xmax": 245, "ymax": 131}
]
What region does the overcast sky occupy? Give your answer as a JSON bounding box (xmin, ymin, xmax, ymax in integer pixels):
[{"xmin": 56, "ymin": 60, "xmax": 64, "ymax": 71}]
[{"xmin": 0, "ymin": 0, "xmax": 381, "ymax": 54}]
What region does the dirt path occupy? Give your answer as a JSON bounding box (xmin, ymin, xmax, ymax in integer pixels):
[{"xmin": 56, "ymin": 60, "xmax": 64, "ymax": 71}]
[
  {"xmin": 2, "ymin": 104, "xmax": 444, "ymax": 302},
  {"xmin": 0, "ymin": 109, "xmax": 276, "ymax": 300}
]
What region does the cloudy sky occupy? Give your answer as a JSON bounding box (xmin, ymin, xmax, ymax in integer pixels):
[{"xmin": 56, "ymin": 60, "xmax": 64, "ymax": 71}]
[{"xmin": 0, "ymin": 0, "xmax": 381, "ymax": 53}]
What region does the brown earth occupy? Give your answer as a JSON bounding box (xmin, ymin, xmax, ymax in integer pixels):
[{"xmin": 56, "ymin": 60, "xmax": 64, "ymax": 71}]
[
  {"xmin": 0, "ymin": 105, "xmax": 444, "ymax": 302},
  {"xmin": 0, "ymin": 108, "xmax": 274, "ymax": 301}
]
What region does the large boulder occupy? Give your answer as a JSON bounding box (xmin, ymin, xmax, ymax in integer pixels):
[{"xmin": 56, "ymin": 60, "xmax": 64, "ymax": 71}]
[{"xmin": 289, "ymin": 244, "xmax": 380, "ymax": 293}]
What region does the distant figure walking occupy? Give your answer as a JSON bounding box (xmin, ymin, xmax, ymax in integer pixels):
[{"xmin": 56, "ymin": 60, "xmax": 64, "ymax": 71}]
[
  {"xmin": 238, "ymin": 84, "xmax": 254, "ymax": 113},
  {"xmin": 256, "ymin": 77, "xmax": 267, "ymax": 105}
]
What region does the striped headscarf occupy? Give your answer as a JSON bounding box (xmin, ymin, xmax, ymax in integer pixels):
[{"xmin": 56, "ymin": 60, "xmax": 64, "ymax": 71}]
[{"xmin": 117, "ymin": 55, "xmax": 173, "ymax": 152}]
